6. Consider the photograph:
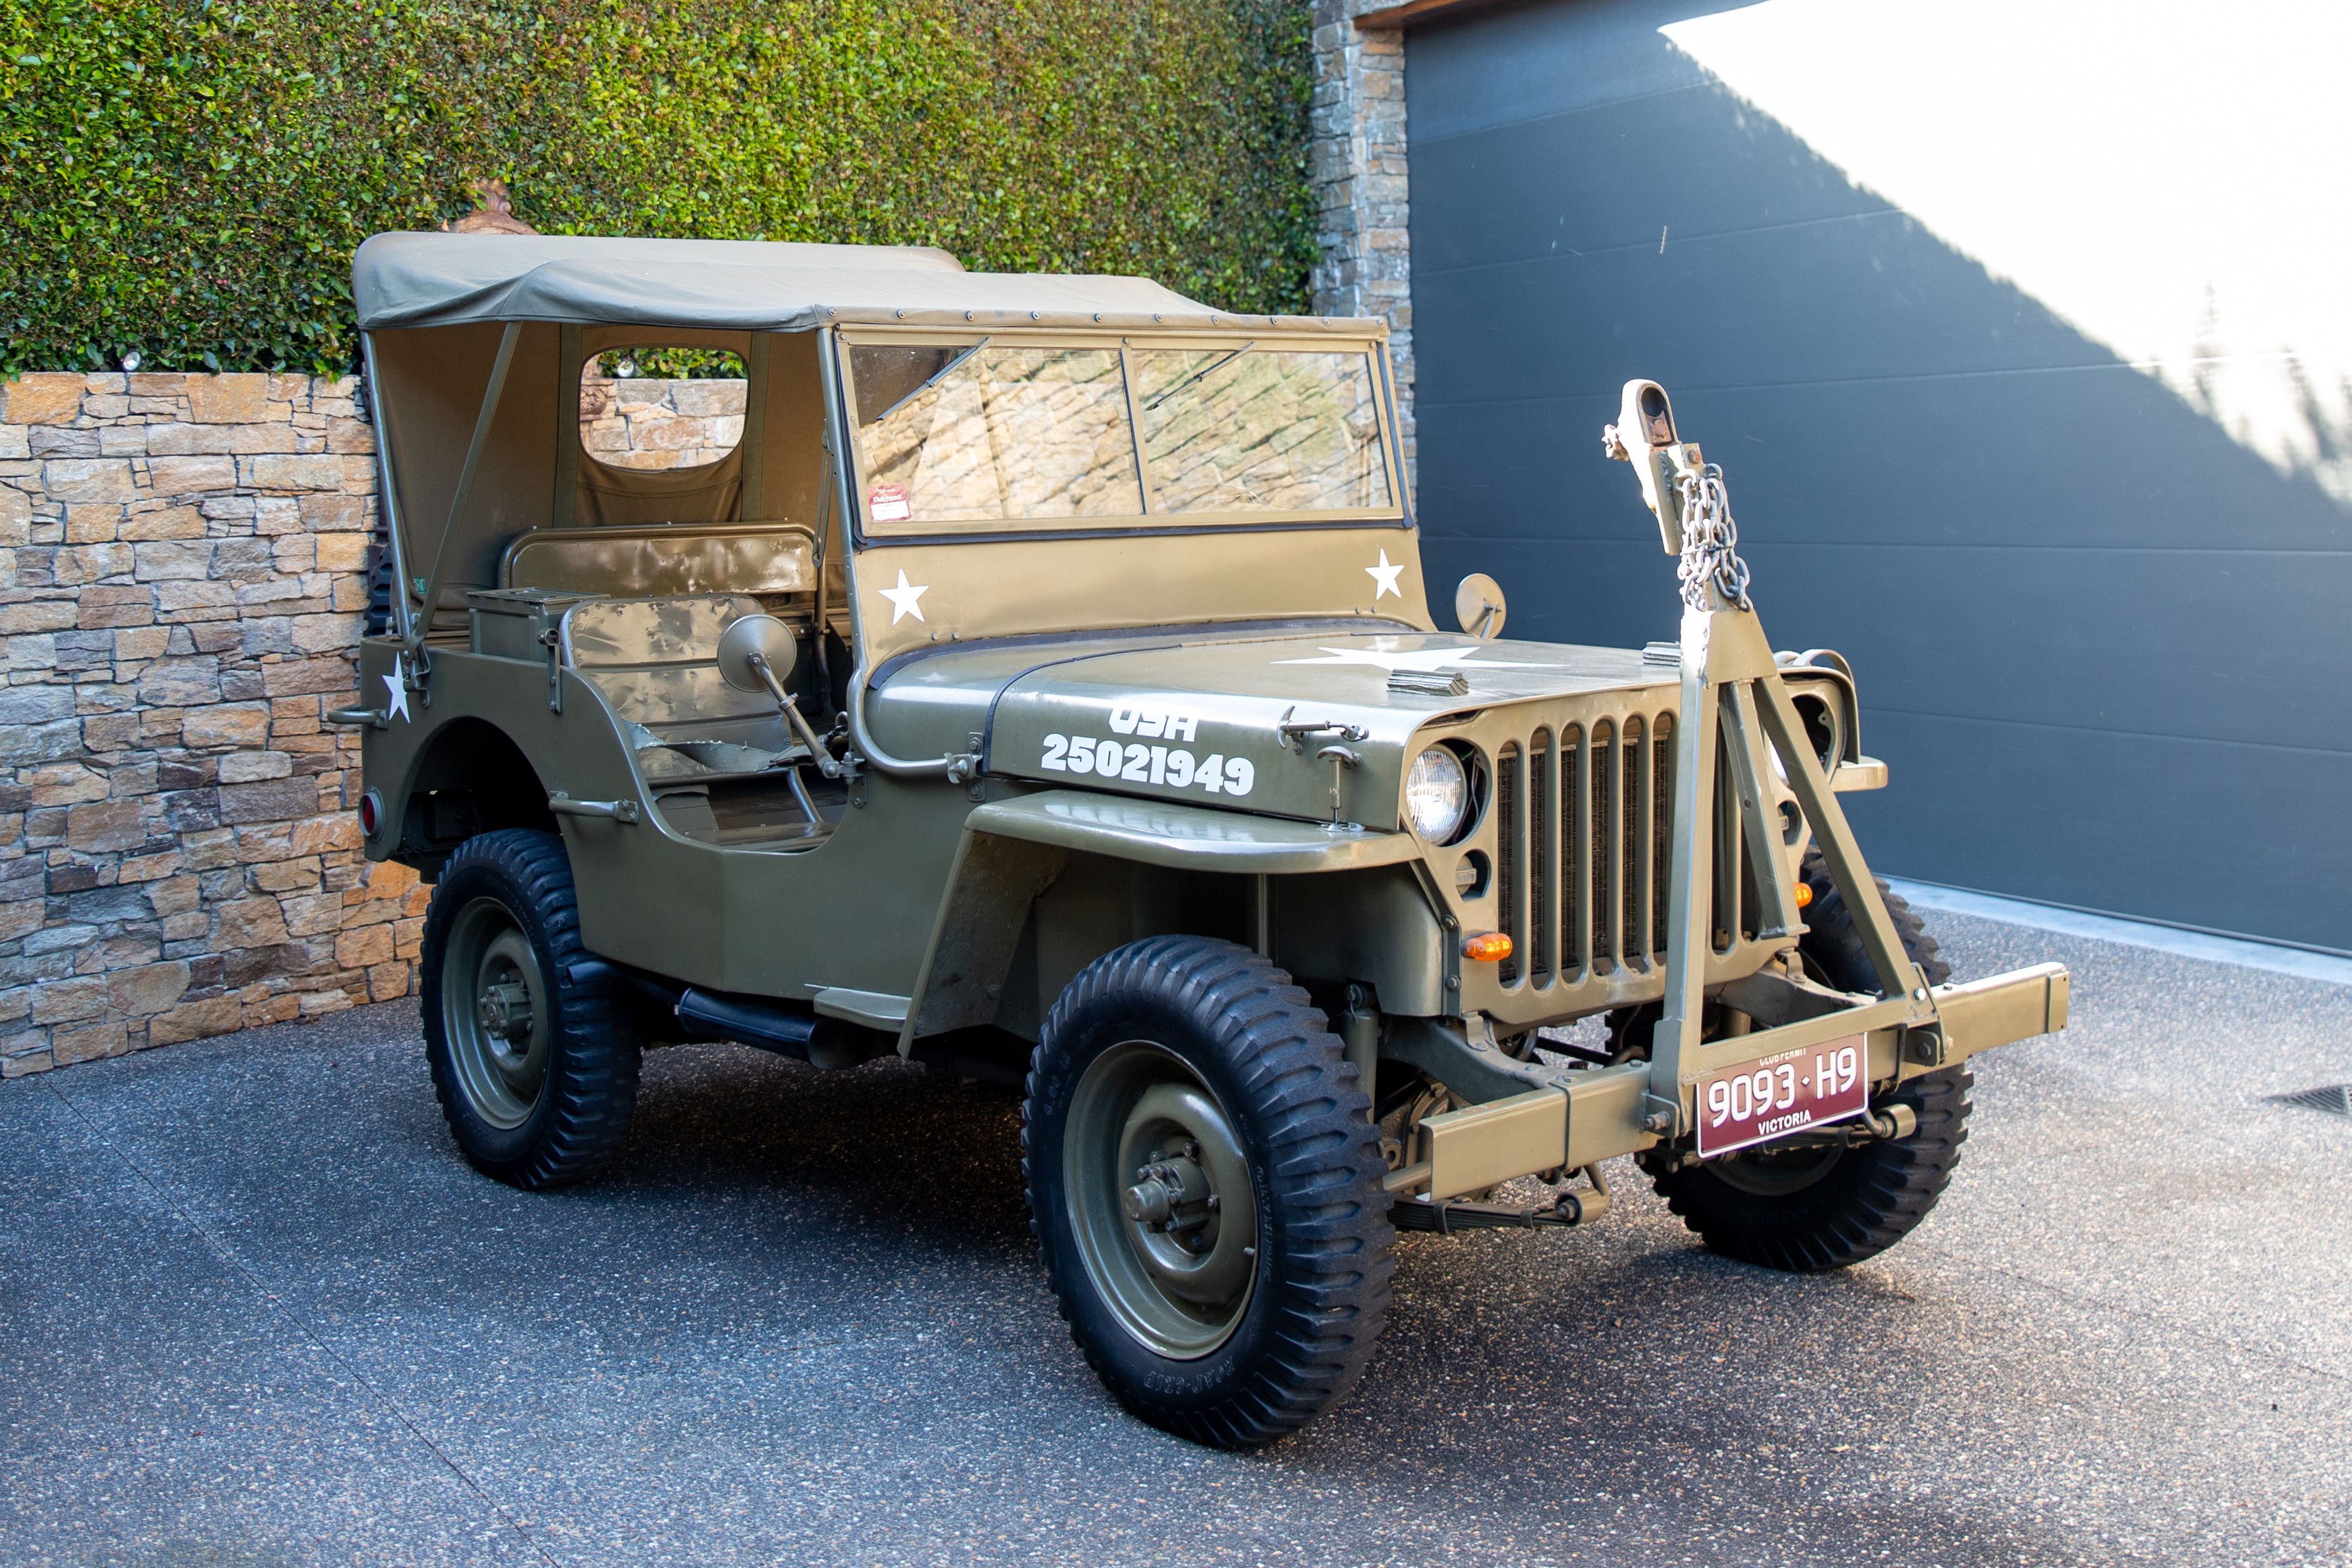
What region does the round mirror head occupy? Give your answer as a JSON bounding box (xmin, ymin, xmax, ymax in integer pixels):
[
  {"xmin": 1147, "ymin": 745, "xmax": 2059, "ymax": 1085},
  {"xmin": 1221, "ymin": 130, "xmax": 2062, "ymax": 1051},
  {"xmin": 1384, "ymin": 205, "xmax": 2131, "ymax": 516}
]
[
  {"xmin": 716, "ymin": 614, "xmax": 798, "ymax": 694},
  {"xmin": 1454, "ymin": 574, "xmax": 1507, "ymax": 639}
]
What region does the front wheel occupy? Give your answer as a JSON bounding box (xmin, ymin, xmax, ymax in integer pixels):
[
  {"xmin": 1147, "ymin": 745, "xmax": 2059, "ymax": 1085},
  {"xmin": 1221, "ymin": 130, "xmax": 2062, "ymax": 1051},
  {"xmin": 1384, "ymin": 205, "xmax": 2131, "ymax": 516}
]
[
  {"xmin": 1024, "ymin": 936, "xmax": 1393, "ymax": 1448},
  {"xmin": 420, "ymin": 829, "xmax": 642, "ymax": 1188}
]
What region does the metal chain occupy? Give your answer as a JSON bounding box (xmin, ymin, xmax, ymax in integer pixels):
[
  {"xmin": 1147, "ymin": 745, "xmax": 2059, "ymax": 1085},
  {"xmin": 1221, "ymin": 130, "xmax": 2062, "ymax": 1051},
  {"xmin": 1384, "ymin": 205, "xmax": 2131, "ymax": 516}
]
[{"xmin": 1674, "ymin": 462, "xmax": 1752, "ymax": 613}]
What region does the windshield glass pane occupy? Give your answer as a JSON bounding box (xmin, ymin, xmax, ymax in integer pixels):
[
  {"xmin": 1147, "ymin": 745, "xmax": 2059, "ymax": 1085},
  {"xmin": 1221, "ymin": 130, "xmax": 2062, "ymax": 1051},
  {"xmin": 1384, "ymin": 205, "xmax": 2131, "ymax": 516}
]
[
  {"xmin": 852, "ymin": 345, "xmax": 1141, "ymax": 524},
  {"xmin": 1134, "ymin": 349, "xmax": 1391, "ymax": 514}
]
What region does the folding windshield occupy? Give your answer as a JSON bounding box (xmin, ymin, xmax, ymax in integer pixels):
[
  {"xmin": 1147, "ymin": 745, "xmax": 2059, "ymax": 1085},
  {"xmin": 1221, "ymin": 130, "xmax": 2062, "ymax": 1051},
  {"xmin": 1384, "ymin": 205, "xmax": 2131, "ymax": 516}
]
[
  {"xmin": 843, "ymin": 335, "xmax": 1397, "ymax": 535},
  {"xmin": 1131, "ymin": 349, "xmax": 1391, "ymax": 514}
]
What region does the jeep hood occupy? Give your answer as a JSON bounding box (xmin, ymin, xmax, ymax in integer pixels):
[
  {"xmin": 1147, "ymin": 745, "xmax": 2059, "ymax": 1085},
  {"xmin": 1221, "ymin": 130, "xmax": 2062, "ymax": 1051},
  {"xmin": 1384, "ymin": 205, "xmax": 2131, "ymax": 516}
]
[{"xmin": 865, "ymin": 626, "xmax": 1676, "ymax": 828}]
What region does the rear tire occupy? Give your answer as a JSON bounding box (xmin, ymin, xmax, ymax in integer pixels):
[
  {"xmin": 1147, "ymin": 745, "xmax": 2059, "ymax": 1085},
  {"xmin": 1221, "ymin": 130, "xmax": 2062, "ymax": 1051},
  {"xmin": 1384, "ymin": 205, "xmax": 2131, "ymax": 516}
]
[
  {"xmin": 1024, "ymin": 936, "xmax": 1392, "ymax": 1448},
  {"xmin": 420, "ymin": 830, "xmax": 642, "ymax": 1188},
  {"xmin": 1646, "ymin": 849, "xmax": 1970, "ymax": 1272}
]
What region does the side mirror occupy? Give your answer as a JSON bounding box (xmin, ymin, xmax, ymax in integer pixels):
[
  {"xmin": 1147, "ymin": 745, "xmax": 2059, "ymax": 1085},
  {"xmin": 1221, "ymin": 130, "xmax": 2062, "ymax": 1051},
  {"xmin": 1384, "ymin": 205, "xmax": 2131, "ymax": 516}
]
[
  {"xmin": 716, "ymin": 614, "xmax": 845, "ymax": 776},
  {"xmin": 716, "ymin": 613, "xmax": 799, "ymax": 695},
  {"xmin": 1454, "ymin": 574, "xmax": 1507, "ymax": 639}
]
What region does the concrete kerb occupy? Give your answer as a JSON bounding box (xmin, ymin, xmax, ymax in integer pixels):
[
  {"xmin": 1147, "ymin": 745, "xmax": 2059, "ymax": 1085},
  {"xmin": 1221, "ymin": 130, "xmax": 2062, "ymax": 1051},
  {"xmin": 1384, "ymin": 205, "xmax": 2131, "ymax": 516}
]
[{"xmin": 1889, "ymin": 877, "xmax": 2352, "ymax": 988}]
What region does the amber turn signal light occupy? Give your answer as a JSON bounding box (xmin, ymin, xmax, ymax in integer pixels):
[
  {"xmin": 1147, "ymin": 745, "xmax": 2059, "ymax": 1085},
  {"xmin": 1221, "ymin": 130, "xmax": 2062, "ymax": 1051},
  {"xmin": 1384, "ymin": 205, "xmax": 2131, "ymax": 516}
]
[
  {"xmin": 1793, "ymin": 881, "xmax": 1814, "ymax": 908},
  {"xmin": 1462, "ymin": 930, "xmax": 1513, "ymax": 963}
]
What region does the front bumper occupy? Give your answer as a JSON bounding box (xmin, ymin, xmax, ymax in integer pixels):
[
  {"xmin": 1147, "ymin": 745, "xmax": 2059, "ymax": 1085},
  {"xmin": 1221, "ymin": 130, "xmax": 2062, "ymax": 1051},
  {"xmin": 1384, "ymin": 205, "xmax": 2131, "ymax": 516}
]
[{"xmin": 1404, "ymin": 961, "xmax": 2070, "ymax": 1201}]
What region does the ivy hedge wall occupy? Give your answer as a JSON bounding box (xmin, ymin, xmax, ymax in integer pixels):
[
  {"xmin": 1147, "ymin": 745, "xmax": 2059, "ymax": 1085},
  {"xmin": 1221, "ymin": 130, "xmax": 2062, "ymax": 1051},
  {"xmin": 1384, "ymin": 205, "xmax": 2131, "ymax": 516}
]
[{"xmin": 0, "ymin": 0, "xmax": 1316, "ymax": 375}]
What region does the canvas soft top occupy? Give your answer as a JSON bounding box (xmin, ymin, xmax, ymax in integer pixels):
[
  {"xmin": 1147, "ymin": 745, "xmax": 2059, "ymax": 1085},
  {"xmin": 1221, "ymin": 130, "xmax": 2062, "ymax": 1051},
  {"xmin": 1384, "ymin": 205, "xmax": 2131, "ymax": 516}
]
[
  {"xmin": 355, "ymin": 231, "xmax": 1399, "ymax": 657},
  {"xmin": 352, "ymin": 232, "xmax": 1355, "ymax": 335}
]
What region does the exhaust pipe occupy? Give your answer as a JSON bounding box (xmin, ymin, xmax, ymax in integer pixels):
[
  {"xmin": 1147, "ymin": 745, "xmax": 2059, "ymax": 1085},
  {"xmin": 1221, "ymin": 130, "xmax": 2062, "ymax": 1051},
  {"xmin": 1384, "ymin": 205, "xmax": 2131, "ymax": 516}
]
[{"xmin": 675, "ymin": 987, "xmax": 888, "ymax": 1069}]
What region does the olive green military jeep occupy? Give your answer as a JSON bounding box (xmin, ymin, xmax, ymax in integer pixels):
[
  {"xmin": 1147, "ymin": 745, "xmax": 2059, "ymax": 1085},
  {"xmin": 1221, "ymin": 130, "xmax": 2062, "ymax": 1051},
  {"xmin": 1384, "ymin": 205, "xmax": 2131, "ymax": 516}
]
[{"xmin": 338, "ymin": 233, "xmax": 2069, "ymax": 1448}]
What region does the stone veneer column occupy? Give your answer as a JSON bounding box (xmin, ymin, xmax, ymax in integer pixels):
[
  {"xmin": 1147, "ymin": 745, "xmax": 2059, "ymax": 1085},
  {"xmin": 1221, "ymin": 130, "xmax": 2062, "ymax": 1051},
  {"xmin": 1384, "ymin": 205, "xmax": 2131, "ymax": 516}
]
[{"xmin": 1310, "ymin": 0, "xmax": 1415, "ymax": 488}]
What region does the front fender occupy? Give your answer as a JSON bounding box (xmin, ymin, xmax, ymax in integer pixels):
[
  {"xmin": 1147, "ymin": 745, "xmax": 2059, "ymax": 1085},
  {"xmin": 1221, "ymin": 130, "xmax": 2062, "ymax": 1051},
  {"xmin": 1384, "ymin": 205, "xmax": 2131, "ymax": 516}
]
[
  {"xmin": 962, "ymin": 790, "xmax": 1422, "ymax": 876},
  {"xmin": 895, "ymin": 790, "xmax": 1441, "ymax": 1050}
]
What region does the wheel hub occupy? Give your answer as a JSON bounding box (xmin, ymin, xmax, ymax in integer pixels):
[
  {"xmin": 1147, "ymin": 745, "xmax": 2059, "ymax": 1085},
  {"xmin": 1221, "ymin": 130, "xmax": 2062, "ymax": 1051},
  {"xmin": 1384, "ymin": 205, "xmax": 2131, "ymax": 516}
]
[
  {"xmin": 1123, "ymin": 1151, "xmax": 1210, "ymax": 1231},
  {"xmin": 1117, "ymin": 1085, "xmax": 1254, "ymax": 1307},
  {"xmin": 439, "ymin": 899, "xmax": 551, "ymax": 1129},
  {"xmin": 476, "ymin": 980, "xmax": 534, "ymax": 1042},
  {"xmin": 1065, "ymin": 1041, "xmax": 1262, "ymax": 1359}
]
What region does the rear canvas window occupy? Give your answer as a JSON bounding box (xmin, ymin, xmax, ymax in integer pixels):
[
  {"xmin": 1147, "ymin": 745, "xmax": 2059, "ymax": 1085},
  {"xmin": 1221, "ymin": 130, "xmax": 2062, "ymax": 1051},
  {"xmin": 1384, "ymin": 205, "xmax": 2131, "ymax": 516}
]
[{"xmin": 582, "ymin": 347, "xmax": 746, "ymax": 471}]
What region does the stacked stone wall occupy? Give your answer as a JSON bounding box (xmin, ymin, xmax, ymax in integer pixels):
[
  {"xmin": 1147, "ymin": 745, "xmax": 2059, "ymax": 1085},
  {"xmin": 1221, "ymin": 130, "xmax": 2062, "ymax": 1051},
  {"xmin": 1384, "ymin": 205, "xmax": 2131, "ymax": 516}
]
[
  {"xmin": 0, "ymin": 368, "xmax": 766, "ymax": 1076},
  {"xmin": 0, "ymin": 371, "xmax": 417, "ymax": 1076}
]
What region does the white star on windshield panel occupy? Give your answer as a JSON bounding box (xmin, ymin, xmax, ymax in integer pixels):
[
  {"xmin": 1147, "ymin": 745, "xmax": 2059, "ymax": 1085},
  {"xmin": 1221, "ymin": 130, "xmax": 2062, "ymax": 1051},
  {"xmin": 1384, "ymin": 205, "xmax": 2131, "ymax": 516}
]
[{"xmin": 878, "ymin": 569, "xmax": 930, "ymax": 625}]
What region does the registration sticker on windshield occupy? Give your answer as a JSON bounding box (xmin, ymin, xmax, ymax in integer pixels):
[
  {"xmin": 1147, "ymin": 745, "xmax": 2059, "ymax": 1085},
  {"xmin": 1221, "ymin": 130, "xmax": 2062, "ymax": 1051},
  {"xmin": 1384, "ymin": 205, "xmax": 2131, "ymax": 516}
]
[{"xmin": 868, "ymin": 483, "xmax": 911, "ymax": 523}]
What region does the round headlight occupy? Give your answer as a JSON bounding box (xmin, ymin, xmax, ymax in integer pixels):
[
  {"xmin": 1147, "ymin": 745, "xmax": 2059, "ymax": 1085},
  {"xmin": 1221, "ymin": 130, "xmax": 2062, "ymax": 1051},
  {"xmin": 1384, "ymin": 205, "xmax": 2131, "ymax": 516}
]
[{"xmin": 1405, "ymin": 746, "xmax": 1469, "ymax": 843}]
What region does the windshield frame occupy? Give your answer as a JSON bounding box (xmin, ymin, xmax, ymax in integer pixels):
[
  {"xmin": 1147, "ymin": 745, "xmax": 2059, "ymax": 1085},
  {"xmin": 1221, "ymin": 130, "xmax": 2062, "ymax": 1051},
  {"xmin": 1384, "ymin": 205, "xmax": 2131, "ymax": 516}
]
[{"xmin": 832, "ymin": 325, "xmax": 1409, "ymax": 547}]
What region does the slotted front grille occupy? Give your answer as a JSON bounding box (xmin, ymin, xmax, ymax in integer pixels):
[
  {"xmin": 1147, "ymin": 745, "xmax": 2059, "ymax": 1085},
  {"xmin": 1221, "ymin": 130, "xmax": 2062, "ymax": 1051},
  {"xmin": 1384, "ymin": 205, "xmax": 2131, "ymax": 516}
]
[{"xmin": 1493, "ymin": 709, "xmax": 1678, "ymax": 988}]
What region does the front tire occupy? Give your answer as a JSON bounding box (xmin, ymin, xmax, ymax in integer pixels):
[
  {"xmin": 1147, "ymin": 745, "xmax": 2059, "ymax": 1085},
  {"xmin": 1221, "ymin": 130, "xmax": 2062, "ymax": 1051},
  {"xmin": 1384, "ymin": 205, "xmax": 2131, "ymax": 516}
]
[
  {"xmin": 1647, "ymin": 850, "xmax": 1970, "ymax": 1272},
  {"xmin": 420, "ymin": 830, "xmax": 642, "ymax": 1188},
  {"xmin": 1024, "ymin": 936, "xmax": 1393, "ymax": 1448}
]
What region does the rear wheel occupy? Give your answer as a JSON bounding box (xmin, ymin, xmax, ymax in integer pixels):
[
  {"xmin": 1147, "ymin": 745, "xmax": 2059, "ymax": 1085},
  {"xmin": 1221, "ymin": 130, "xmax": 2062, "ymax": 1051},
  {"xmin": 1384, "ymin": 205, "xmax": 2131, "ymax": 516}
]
[
  {"xmin": 420, "ymin": 830, "xmax": 642, "ymax": 1188},
  {"xmin": 1025, "ymin": 936, "xmax": 1392, "ymax": 1448},
  {"xmin": 1640, "ymin": 850, "xmax": 1970, "ymax": 1271}
]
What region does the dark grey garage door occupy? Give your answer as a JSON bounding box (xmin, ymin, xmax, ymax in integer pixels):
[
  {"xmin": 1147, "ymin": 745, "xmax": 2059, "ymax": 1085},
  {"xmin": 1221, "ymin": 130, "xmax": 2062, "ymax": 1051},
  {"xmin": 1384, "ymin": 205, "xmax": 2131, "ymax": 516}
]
[{"xmin": 1404, "ymin": 0, "xmax": 2351, "ymax": 952}]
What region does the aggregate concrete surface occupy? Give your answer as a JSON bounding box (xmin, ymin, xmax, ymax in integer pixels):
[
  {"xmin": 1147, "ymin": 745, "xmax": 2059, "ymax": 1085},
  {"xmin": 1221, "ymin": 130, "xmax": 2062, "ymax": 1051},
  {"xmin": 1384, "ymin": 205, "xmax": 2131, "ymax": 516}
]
[{"xmin": 2, "ymin": 911, "xmax": 2345, "ymax": 1567}]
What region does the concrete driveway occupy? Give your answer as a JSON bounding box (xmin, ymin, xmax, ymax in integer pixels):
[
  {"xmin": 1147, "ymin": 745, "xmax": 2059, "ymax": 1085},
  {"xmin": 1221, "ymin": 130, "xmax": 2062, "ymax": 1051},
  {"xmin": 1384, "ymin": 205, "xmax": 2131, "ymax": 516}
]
[{"xmin": 3, "ymin": 907, "xmax": 2346, "ymax": 1567}]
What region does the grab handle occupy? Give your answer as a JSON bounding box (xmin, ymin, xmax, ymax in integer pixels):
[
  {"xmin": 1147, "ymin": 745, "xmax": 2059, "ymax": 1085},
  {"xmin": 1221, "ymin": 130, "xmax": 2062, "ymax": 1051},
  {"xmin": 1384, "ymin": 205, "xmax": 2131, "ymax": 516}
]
[{"xmin": 549, "ymin": 792, "xmax": 640, "ymax": 825}]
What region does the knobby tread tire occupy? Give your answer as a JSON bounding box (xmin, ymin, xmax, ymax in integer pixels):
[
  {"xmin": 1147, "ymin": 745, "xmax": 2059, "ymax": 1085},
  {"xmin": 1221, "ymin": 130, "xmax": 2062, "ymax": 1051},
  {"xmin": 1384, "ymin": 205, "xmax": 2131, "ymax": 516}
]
[
  {"xmin": 1024, "ymin": 935, "xmax": 1393, "ymax": 1449},
  {"xmin": 420, "ymin": 829, "xmax": 641, "ymax": 1190},
  {"xmin": 1794, "ymin": 848, "xmax": 1952, "ymax": 992},
  {"xmin": 1650, "ymin": 849, "xmax": 1969, "ymax": 1272}
]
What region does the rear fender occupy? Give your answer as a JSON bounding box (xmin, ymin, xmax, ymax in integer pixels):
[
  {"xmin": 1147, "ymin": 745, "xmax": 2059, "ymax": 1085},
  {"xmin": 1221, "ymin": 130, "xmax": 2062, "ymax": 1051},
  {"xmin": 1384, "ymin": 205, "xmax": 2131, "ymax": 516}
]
[{"xmin": 356, "ymin": 638, "xmax": 638, "ymax": 883}]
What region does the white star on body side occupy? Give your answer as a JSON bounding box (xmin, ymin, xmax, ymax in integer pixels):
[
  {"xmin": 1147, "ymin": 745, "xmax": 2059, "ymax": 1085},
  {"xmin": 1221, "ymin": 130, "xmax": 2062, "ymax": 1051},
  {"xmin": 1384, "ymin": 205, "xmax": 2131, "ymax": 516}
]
[
  {"xmin": 1275, "ymin": 645, "xmax": 1554, "ymax": 674},
  {"xmin": 878, "ymin": 569, "xmax": 930, "ymax": 625},
  {"xmin": 1365, "ymin": 549, "xmax": 1405, "ymax": 599},
  {"xmin": 383, "ymin": 668, "xmax": 411, "ymax": 723}
]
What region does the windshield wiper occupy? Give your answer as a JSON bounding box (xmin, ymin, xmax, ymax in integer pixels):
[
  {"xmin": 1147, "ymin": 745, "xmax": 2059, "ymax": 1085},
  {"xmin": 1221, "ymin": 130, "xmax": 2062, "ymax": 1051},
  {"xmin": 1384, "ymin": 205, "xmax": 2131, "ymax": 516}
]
[
  {"xmin": 871, "ymin": 337, "xmax": 992, "ymax": 425},
  {"xmin": 1143, "ymin": 341, "xmax": 1255, "ymax": 413}
]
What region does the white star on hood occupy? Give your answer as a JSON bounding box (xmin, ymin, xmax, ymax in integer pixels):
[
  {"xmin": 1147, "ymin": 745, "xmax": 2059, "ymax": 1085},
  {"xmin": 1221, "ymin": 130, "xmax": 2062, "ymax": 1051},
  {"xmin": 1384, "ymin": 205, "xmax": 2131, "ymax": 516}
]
[
  {"xmin": 878, "ymin": 569, "xmax": 929, "ymax": 625},
  {"xmin": 1276, "ymin": 644, "xmax": 1555, "ymax": 674},
  {"xmin": 1366, "ymin": 549, "xmax": 1405, "ymax": 599},
  {"xmin": 383, "ymin": 668, "xmax": 411, "ymax": 723}
]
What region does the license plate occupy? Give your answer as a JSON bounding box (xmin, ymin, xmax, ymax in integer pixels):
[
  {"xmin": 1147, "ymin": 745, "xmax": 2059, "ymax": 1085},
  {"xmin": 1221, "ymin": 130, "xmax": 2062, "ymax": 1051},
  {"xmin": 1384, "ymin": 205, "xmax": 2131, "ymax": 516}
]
[{"xmin": 1696, "ymin": 1035, "xmax": 1869, "ymax": 1157}]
